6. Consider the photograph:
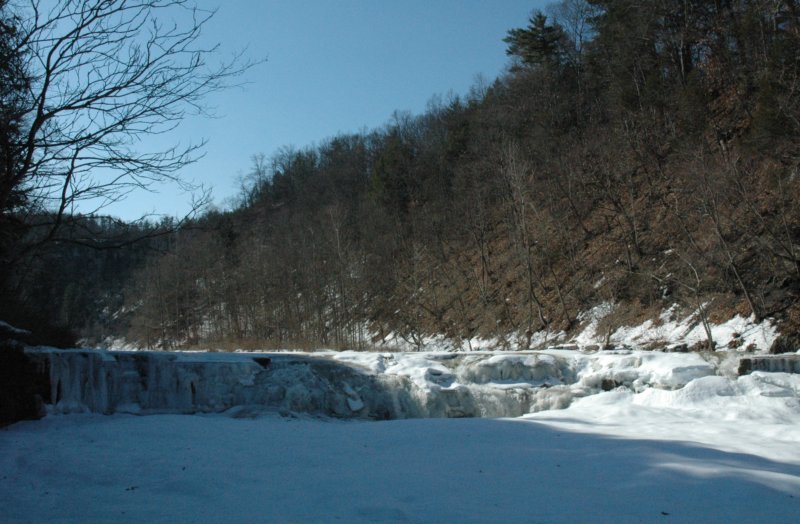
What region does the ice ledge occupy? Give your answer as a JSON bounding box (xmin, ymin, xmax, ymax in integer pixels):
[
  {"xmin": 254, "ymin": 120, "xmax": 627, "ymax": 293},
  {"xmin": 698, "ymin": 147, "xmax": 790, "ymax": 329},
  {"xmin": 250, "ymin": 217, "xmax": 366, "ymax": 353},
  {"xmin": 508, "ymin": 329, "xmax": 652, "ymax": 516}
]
[
  {"xmin": 738, "ymin": 355, "xmax": 800, "ymax": 375},
  {"xmin": 23, "ymin": 348, "xmax": 737, "ymax": 420}
]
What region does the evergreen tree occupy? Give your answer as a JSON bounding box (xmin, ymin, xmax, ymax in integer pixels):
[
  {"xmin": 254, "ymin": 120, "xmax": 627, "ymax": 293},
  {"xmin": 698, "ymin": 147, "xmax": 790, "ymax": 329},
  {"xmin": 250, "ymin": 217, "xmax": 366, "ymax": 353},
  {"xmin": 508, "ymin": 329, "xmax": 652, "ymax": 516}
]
[
  {"xmin": 0, "ymin": 0, "xmax": 29, "ymax": 276},
  {"xmin": 504, "ymin": 12, "xmax": 566, "ymax": 68}
]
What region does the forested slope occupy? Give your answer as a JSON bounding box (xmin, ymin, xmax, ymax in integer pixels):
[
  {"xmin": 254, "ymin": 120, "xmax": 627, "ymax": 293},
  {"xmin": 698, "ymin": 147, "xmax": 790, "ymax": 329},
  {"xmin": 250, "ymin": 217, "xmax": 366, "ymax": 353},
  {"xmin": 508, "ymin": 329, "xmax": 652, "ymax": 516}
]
[{"xmin": 7, "ymin": 1, "xmax": 800, "ymax": 351}]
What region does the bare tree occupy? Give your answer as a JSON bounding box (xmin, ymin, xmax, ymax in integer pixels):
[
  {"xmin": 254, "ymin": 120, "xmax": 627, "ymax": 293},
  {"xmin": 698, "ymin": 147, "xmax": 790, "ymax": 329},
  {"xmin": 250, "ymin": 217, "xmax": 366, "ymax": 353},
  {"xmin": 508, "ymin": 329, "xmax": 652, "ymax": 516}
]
[
  {"xmin": 546, "ymin": 0, "xmax": 597, "ymax": 65},
  {"xmin": 6, "ymin": 0, "xmax": 255, "ymax": 238},
  {"xmin": 501, "ymin": 141, "xmax": 549, "ymax": 347}
]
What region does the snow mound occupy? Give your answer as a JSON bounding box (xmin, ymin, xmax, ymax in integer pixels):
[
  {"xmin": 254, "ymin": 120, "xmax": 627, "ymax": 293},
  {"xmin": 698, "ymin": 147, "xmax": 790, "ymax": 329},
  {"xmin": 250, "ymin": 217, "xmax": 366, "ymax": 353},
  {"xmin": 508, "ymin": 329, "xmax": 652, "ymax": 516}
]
[
  {"xmin": 456, "ymin": 354, "xmax": 573, "ymax": 386},
  {"xmin": 634, "ymin": 372, "xmax": 800, "ymax": 419}
]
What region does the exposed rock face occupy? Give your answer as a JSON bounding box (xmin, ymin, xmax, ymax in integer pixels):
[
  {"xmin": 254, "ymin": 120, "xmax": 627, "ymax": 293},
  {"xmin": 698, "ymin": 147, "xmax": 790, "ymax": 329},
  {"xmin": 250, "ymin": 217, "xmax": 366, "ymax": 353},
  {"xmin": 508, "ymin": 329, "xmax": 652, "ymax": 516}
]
[
  {"xmin": 0, "ymin": 342, "xmax": 48, "ymax": 427},
  {"xmin": 768, "ymin": 334, "xmax": 800, "ymax": 355}
]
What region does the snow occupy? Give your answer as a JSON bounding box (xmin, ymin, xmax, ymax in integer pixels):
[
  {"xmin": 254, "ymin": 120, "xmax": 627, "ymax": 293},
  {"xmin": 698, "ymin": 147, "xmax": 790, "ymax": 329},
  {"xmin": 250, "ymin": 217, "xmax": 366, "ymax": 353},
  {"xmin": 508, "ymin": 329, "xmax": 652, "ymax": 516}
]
[
  {"xmin": 526, "ymin": 371, "xmax": 800, "ymax": 464},
  {"xmin": 571, "ymin": 301, "xmax": 615, "ymax": 347},
  {"xmin": 4, "ymin": 347, "xmax": 799, "ymax": 522},
  {"xmin": 371, "ymin": 303, "xmax": 780, "ymax": 353},
  {"xmin": 604, "ymin": 308, "xmax": 779, "ymax": 351},
  {"xmin": 569, "ymin": 303, "xmax": 780, "ymax": 351}
]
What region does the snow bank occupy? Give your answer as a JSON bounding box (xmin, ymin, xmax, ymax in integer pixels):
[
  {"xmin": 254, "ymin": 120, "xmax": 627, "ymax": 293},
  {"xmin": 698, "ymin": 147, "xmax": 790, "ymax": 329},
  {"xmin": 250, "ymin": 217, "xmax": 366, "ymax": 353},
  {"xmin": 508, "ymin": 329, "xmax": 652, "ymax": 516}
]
[
  {"xmin": 570, "ymin": 303, "xmax": 779, "ymax": 351},
  {"xmin": 527, "ymin": 370, "xmax": 800, "ymax": 464},
  {"xmin": 573, "ymin": 351, "xmax": 716, "ymax": 391},
  {"xmin": 372, "ymin": 304, "xmax": 779, "ymax": 353}
]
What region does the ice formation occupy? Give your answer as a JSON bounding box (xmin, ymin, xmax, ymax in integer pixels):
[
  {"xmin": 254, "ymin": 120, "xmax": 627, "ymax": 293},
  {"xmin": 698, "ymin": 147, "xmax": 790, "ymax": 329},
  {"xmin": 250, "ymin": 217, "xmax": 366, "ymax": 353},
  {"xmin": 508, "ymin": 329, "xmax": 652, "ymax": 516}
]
[{"xmin": 26, "ymin": 347, "xmax": 730, "ymax": 419}]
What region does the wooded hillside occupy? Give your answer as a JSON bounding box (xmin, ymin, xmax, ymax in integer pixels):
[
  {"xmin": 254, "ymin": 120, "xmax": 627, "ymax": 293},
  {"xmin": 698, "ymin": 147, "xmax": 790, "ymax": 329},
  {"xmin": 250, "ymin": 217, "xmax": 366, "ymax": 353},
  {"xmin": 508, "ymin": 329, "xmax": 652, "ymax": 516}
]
[{"xmin": 5, "ymin": 1, "xmax": 800, "ymax": 351}]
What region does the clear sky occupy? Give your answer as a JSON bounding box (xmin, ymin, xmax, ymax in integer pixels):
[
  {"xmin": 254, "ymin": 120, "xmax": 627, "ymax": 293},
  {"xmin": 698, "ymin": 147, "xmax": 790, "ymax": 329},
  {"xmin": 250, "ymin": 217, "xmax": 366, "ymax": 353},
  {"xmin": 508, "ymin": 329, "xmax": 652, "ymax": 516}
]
[{"xmin": 105, "ymin": 0, "xmax": 548, "ymax": 221}]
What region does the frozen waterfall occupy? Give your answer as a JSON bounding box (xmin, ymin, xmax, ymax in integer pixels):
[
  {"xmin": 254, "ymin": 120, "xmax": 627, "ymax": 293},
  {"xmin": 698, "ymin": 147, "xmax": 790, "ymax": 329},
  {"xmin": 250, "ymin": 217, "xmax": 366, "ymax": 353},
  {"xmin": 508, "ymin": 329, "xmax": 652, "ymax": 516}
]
[{"xmin": 25, "ymin": 347, "xmax": 721, "ymax": 419}]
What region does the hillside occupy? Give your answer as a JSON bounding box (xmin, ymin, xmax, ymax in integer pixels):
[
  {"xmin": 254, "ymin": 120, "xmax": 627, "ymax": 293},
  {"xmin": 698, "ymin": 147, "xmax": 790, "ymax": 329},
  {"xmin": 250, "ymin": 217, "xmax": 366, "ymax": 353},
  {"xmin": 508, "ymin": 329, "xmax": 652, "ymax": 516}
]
[{"xmin": 5, "ymin": 2, "xmax": 800, "ymax": 352}]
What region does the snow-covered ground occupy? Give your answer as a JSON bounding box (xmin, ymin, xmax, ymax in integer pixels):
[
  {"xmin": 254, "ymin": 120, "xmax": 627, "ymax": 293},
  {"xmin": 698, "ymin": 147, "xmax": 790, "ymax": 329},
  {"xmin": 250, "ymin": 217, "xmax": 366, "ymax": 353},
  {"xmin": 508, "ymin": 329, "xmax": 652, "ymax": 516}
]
[
  {"xmin": 2, "ymin": 389, "xmax": 798, "ymax": 523},
  {"xmin": 3, "ymin": 348, "xmax": 800, "ymax": 522}
]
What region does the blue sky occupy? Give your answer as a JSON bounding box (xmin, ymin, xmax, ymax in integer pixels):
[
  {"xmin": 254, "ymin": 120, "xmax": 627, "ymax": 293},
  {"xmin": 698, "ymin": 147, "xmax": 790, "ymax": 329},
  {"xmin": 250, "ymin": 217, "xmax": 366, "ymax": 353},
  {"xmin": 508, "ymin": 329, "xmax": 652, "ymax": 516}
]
[{"xmin": 106, "ymin": 0, "xmax": 548, "ymax": 220}]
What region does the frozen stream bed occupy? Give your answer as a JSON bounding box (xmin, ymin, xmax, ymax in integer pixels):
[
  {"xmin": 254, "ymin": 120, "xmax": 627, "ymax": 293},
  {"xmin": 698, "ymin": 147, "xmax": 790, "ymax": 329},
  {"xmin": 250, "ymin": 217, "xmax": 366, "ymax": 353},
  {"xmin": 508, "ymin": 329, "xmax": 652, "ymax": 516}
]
[{"xmin": 4, "ymin": 348, "xmax": 800, "ymax": 522}]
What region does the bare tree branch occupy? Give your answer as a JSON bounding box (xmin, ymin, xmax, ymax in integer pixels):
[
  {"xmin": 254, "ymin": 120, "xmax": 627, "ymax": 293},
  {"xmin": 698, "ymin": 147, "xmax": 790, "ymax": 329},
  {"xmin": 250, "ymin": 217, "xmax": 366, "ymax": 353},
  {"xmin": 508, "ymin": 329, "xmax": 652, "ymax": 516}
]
[{"xmin": 6, "ymin": 0, "xmax": 259, "ymax": 237}]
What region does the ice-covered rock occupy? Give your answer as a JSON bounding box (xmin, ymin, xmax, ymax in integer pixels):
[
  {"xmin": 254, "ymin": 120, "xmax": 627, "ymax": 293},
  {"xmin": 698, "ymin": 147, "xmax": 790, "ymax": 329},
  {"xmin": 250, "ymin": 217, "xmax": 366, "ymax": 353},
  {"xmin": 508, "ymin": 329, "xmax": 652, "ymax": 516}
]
[
  {"xmin": 25, "ymin": 347, "xmax": 737, "ymax": 420},
  {"xmin": 574, "ymin": 351, "xmax": 716, "ymax": 392},
  {"xmin": 456, "ymin": 354, "xmax": 573, "ymax": 386},
  {"xmin": 738, "ymin": 355, "xmax": 800, "ymax": 375}
]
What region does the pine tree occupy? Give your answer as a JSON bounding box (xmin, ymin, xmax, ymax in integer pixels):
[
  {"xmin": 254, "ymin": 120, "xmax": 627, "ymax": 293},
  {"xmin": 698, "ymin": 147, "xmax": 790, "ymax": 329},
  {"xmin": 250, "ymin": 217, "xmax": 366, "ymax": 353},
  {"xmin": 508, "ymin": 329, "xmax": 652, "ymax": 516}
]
[
  {"xmin": 0, "ymin": 0, "xmax": 30, "ymax": 280},
  {"xmin": 504, "ymin": 12, "xmax": 565, "ymax": 68}
]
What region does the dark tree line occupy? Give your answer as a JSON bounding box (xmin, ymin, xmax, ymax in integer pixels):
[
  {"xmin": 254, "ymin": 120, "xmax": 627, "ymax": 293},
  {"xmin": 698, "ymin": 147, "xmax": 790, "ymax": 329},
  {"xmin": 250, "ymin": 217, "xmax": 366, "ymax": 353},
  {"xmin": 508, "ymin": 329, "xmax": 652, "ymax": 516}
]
[{"xmin": 5, "ymin": 0, "xmax": 800, "ymax": 350}]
